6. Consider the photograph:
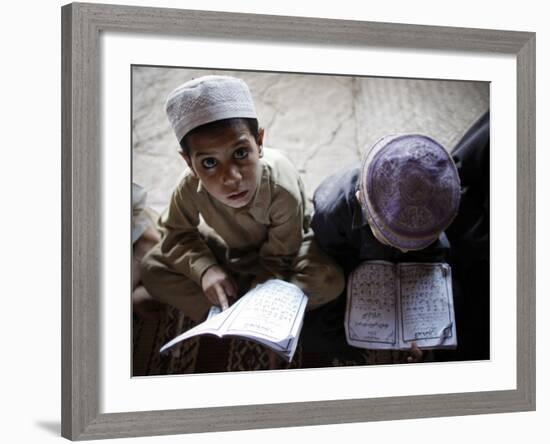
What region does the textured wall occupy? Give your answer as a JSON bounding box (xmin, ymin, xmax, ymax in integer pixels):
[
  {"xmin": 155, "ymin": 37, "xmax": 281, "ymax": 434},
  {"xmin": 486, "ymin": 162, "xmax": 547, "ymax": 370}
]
[{"xmin": 132, "ymin": 67, "xmax": 489, "ymax": 213}]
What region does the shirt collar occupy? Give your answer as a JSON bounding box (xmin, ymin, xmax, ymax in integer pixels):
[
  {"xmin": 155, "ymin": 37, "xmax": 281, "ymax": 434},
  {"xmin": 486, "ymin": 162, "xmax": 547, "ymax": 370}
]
[
  {"xmin": 196, "ymin": 177, "xmax": 207, "ymax": 194},
  {"xmin": 245, "ymin": 160, "xmax": 271, "ymax": 223}
]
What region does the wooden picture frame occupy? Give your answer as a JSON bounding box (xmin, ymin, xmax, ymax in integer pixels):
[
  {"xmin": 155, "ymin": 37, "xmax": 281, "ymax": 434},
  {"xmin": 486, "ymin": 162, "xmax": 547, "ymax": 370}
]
[{"xmin": 61, "ymin": 2, "xmax": 535, "ymax": 440}]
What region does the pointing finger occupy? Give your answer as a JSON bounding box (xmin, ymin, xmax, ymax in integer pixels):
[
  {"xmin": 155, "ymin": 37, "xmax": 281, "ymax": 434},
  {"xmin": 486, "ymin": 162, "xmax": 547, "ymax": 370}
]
[{"xmin": 215, "ymin": 284, "xmax": 229, "ymax": 311}]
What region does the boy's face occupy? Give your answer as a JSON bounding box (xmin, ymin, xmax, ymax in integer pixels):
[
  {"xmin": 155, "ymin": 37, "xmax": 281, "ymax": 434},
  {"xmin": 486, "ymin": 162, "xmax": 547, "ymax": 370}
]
[{"xmin": 183, "ymin": 121, "xmax": 264, "ymax": 209}]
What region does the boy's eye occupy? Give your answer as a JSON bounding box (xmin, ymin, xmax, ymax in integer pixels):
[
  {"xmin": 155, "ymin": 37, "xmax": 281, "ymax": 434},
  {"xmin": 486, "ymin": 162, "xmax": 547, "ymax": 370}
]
[
  {"xmin": 234, "ymin": 148, "xmax": 248, "ymax": 160},
  {"xmin": 201, "ymin": 158, "xmax": 217, "ymax": 169}
]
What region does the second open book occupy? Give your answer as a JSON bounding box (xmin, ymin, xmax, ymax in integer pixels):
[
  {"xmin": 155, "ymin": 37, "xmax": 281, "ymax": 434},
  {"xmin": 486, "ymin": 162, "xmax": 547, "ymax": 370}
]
[{"xmin": 345, "ymin": 261, "xmax": 457, "ymax": 350}]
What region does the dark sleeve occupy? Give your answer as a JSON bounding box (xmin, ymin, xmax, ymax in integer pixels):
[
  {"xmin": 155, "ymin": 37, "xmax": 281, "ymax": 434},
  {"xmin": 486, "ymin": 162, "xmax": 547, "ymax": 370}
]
[
  {"xmin": 442, "ymin": 111, "xmax": 490, "ymax": 361},
  {"xmin": 452, "ymin": 111, "xmax": 490, "ymax": 189},
  {"xmin": 448, "ymin": 110, "xmax": 490, "ymax": 256},
  {"xmin": 311, "ymin": 177, "xmax": 359, "ymax": 274}
]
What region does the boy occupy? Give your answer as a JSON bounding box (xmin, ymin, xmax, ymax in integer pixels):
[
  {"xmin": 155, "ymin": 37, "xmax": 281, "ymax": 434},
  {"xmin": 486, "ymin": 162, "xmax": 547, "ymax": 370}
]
[
  {"xmin": 311, "ymin": 134, "xmax": 461, "ymax": 362},
  {"xmin": 312, "ymin": 134, "xmax": 460, "ymax": 272},
  {"xmin": 141, "ymin": 75, "xmax": 344, "ymax": 324}
]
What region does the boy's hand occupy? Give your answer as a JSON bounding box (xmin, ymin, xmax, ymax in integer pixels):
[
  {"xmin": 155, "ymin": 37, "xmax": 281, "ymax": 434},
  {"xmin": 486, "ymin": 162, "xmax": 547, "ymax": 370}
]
[
  {"xmin": 201, "ymin": 265, "xmax": 238, "ymax": 311},
  {"xmin": 407, "ymin": 342, "xmax": 424, "ymax": 363}
]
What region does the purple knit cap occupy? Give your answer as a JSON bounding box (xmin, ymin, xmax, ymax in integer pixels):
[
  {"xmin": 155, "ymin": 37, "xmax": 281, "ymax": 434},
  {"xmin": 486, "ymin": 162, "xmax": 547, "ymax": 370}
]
[{"xmin": 360, "ymin": 134, "xmax": 460, "ymax": 251}]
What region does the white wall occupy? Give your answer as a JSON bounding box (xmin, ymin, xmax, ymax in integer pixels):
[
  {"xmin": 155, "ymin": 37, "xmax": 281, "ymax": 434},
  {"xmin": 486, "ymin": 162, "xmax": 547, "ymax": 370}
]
[{"xmin": 0, "ymin": 0, "xmax": 545, "ymax": 443}]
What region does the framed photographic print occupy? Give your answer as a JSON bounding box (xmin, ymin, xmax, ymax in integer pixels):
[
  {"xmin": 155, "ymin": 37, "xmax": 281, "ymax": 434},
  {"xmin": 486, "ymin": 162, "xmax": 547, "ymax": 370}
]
[
  {"xmin": 61, "ymin": 2, "xmax": 535, "ymax": 440},
  {"xmin": 131, "ymin": 66, "xmax": 490, "ymax": 376}
]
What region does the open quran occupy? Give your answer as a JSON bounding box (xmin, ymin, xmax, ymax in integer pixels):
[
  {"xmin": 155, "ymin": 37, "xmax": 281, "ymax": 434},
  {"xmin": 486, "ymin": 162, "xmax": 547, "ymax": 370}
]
[
  {"xmin": 160, "ymin": 279, "xmax": 308, "ymax": 362},
  {"xmin": 345, "ymin": 261, "xmax": 457, "ymax": 350}
]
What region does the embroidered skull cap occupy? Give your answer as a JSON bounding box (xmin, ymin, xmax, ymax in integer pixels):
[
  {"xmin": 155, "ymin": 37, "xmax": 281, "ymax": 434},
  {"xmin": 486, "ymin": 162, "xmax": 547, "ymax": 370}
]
[
  {"xmin": 360, "ymin": 134, "xmax": 460, "ymax": 251},
  {"xmin": 165, "ymin": 75, "xmax": 257, "ymax": 143}
]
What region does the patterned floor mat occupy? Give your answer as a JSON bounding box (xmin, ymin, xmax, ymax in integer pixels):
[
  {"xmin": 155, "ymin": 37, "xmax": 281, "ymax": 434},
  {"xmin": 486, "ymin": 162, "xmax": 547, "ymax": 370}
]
[{"xmin": 132, "ymin": 304, "xmax": 418, "ymax": 376}]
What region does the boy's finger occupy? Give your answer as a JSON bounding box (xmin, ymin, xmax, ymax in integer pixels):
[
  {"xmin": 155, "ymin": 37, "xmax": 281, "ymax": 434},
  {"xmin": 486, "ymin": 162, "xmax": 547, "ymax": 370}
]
[
  {"xmin": 228, "ymin": 275, "xmax": 239, "ymax": 296},
  {"xmin": 203, "ymin": 289, "xmax": 217, "ymax": 306},
  {"xmin": 222, "ymin": 279, "xmax": 237, "ymax": 299},
  {"xmin": 215, "ymin": 284, "xmax": 229, "ymax": 311},
  {"xmin": 218, "ymin": 281, "xmax": 231, "ymax": 302},
  {"xmin": 410, "ymin": 342, "xmax": 423, "ymax": 361}
]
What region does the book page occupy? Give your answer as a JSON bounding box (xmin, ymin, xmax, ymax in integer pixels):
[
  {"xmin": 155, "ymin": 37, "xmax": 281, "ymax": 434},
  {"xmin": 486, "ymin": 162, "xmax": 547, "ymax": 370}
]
[
  {"xmin": 398, "ymin": 263, "xmax": 456, "ymax": 349},
  {"xmin": 224, "ymin": 280, "xmax": 307, "ymax": 347},
  {"xmin": 345, "ymin": 262, "xmax": 398, "ymax": 349},
  {"xmin": 159, "ymin": 304, "xmax": 235, "ymax": 354},
  {"xmin": 159, "ymin": 280, "xmax": 307, "ymax": 360}
]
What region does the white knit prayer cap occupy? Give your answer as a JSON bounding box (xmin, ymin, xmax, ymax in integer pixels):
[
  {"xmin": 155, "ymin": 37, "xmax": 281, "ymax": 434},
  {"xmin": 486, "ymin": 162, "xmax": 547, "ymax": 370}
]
[{"xmin": 165, "ymin": 75, "xmax": 258, "ymax": 143}]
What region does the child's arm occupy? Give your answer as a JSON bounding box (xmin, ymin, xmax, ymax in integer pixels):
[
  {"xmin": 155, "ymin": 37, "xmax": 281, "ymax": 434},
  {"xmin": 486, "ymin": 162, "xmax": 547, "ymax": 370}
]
[
  {"xmin": 310, "ymin": 201, "xmax": 358, "ymax": 273},
  {"xmin": 255, "ymin": 187, "xmax": 305, "ymax": 285},
  {"xmin": 159, "ymin": 183, "xmax": 219, "ymax": 288}
]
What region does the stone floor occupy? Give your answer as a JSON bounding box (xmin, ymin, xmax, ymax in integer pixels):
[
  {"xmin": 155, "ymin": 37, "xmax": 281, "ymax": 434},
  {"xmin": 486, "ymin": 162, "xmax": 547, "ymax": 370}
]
[{"xmin": 132, "ymin": 67, "xmax": 489, "ymax": 214}]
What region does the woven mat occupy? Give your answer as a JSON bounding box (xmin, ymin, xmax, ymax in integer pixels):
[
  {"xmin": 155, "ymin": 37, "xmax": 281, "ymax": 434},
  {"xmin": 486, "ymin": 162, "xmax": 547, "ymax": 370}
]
[{"xmin": 132, "ymin": 302, "xmax": 417, "ymax": 376}]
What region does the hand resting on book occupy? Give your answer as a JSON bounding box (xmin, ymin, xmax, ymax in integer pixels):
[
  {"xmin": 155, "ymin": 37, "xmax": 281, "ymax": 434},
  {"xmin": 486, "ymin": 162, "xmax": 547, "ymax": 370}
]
[
  {"xmin": 406, "ymin": 342, "xmax": 424, "ymax": 363},
  {"xmin": 160, "ymin": 279, "xmax": 308, "ymax": 363},
  {"xmin": 201, "ymin": 264, "xmax": 238, "ymax": 311}
]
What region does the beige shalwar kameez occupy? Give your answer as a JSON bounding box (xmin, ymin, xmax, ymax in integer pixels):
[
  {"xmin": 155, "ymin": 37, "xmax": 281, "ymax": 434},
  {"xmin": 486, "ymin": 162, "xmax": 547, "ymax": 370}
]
[{"xmin": 141, "ymin": 148, "xmax": 344, "ymax": 322}]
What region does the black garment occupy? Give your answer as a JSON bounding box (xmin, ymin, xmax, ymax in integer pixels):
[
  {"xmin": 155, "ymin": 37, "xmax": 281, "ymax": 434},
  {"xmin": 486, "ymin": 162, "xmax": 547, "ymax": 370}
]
[{"xmin": 444, "ymin": 111, "xmax": 490, "ymax": 361}]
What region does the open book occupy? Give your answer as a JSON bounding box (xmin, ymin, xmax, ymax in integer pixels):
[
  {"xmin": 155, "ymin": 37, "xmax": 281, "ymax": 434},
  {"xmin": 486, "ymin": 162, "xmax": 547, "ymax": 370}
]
[
  {"xmin": 345, "ymin": 261, "xmax": 456, "ymax": 350},
  {"xmin": 160, "ymin": 279, "xmax": 308, "ymax": 362}
]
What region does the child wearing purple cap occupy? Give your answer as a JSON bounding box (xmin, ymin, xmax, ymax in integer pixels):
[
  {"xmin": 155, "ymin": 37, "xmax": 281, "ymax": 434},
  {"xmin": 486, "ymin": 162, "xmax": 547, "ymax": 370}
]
[
  {"xmin": 140, "ymin": 75, "xmax": 345, "ymax": 325},
  {"xmin": 311, "ymin": 115, "xmax": 491, "ymax": 363},
  {"xmin": 310, "ymin": 134, "xmax": 461, "ymax": 362},
  {"xmin": 312, "ymin": 134, "xmax": 459, "ymax": 273}
]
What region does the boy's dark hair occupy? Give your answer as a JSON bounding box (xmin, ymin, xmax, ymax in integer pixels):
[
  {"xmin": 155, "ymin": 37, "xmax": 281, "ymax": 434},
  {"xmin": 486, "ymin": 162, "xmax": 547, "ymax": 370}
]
[{"xmin": 179, "ymin": 117, "xmax": 259, "ymax": 157}]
